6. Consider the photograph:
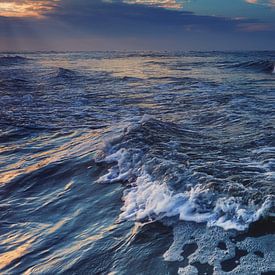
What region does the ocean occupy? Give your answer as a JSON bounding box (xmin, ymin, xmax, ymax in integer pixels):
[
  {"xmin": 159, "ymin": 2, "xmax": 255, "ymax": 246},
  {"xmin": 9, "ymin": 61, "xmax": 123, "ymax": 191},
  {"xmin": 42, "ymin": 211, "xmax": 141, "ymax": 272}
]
[{"xmin": 0, "ymin": 51, "xmax": 274, "ymax": 274}]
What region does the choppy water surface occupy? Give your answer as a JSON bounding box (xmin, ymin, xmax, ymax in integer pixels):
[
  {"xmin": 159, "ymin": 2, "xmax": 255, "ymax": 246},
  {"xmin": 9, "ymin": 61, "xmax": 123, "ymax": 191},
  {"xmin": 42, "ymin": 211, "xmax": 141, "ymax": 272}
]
[{"xmin": 0, "ymin": 51, "xmax": 274, "ymax": 274}]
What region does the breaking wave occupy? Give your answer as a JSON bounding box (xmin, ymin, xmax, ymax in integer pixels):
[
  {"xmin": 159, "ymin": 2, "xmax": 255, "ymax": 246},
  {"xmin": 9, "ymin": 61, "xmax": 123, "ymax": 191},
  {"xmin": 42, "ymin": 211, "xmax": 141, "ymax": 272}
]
[{"xmin": 96, "ymin": 116, "xmax": 274, "ymax": 231}]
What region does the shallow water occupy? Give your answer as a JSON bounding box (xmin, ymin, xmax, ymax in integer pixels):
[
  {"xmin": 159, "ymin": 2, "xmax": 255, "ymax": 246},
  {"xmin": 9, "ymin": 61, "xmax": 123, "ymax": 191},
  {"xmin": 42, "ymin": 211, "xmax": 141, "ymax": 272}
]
[{"xmin": 0, "ymin": 51, "xmax": 274, "ymax": 274}]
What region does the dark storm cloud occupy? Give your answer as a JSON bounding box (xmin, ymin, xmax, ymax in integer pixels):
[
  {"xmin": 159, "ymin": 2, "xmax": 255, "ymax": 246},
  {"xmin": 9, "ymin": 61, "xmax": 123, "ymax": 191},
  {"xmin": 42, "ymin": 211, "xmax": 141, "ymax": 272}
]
[{"xmin": 44, "ymin": 0, "xmax": 253, "ymax": 36}]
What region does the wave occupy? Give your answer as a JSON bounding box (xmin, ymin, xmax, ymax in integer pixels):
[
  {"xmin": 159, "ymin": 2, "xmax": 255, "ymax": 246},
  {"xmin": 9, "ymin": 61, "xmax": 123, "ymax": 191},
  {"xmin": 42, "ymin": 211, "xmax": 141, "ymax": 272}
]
[
  {"xmin": 96, "ymin": 116, "xmax": 274, "ymax": 231},
  {"xmin": 0, "ymin": 55, "xmax": 28, "ymax": 65},
  {"xmin": 229, "ymin": 60, "xmax": 274, "ymax": 73},
  {"xmin": 55, "ymin": 67, "xmax": 77, "ymax": 79},
  {"xmin": 120, "ymin": 76, "xmax": 143, "ymax": 82}
]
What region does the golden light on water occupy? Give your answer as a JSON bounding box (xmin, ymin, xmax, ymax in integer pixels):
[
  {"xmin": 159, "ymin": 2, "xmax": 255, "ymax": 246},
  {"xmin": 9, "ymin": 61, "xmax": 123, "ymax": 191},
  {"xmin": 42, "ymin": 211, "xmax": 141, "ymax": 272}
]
[{"xmin": 0, "ymin": 0, "xmax": 58, "ymax": 18}]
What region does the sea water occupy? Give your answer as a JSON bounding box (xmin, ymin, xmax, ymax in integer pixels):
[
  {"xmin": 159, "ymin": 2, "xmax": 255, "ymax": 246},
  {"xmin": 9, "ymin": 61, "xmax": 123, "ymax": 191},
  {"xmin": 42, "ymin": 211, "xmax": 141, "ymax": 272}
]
[{"xmin": 0, "ymin": 51, "xmax": 274, "ymax": 274}]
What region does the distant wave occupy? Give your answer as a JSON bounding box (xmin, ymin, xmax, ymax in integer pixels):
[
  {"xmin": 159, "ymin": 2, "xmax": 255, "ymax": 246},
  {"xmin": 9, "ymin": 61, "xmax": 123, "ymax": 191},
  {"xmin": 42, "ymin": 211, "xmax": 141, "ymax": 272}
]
[
  {"xmin": 55, "ymin": 67, "xmax": 77, "ymax": 79},
  {"xmin": 120, "ymin": 76, "xmax": 143, "ymax": 82},
  {"xmin": 0, "ymin": 55, "xmax": 28, "ymax": 65},
  {"xmin": 229, "ymin": 60, "xmax": 274, "ymax": 73}
]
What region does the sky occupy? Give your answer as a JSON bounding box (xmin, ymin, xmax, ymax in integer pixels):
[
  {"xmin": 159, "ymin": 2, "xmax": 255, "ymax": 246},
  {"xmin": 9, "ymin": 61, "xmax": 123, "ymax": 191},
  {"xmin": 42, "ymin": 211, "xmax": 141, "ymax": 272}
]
[{"xmin": 0, "ymin": 0, "xmax": 275, "ymax": 51}]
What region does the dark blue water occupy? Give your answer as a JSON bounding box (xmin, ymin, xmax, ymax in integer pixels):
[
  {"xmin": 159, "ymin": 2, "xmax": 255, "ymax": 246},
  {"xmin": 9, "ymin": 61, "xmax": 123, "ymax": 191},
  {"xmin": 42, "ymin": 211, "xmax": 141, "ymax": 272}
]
[{"xmin": 0, "ymin": 51, "xmax": 274, "ymax": 274}]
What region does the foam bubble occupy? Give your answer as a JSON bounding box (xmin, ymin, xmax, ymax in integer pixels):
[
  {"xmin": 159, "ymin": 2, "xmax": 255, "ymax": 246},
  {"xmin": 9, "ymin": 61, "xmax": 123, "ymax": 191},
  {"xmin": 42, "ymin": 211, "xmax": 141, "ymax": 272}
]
[{"xmin": 178, "ymin": 265, "xmax": 198, "ymax": 274}]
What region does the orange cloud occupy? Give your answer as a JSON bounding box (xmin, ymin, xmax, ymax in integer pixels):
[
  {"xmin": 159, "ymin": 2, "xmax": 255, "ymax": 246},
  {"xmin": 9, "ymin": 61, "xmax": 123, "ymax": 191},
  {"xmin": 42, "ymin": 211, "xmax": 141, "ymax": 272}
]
[
  {"xmin": 0, "ymin": 0, "xmax": 58, "ymax": 17},
  {"xmin": 245, "ymin": 0, "xmax": 257, "ymax": 3},
  {"xmin": 245, "ymin": 0, "xmax": 275, "ymax": 7}
]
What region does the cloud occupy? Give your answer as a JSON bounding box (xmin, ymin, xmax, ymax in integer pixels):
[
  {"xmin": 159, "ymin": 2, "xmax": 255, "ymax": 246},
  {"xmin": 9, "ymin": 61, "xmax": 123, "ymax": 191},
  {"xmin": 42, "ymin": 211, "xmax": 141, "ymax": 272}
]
[
  {"xmin": 45, "ymin": 0, "xmax": 245, "ymax": 35},
  {"xmin": 245, "ymin": 0, "xmax": 275, "ymax": 7},
  {"xmin": 238, "ymin": 22, "xmax": 274, "ymax": 31},
  {"xmin": 0, "ymin": 0, "xmax": 58, "ymax": 17},
  {"xmin": 245, "ymin": 0, "xmax": 258, "ymax": 3},
  {"xmin": 122, "ymin": 0, "xmax": 185, "ymax": 9}
]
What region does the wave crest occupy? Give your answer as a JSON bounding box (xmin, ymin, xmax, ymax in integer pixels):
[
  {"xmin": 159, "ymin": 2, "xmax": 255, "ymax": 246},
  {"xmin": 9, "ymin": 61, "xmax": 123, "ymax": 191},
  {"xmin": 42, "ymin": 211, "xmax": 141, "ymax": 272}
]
[
  {"xmin": 55, "ymin": 67, "xmax": 77, "ymax": 79},
  {"xmin": 230, "ymin": 60, "xmax": 274, "ymax": 73},
  {"xmin": 0, "ymin": 55, "xmax": 28, "ymax": 65}
]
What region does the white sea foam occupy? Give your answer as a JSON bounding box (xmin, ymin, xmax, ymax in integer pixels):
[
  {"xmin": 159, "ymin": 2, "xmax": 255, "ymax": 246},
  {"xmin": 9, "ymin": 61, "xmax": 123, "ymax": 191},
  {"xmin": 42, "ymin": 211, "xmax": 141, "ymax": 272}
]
[
  {"xmin": 97, "ymin": 141, "xmax": 272, "ymax": 231},
  {"xmin": 178, "ymin": 265, "xmax": 198, "ymax": 274},
  {"xmin": 164, "ymin": 221, "xmax": 275, "ymax": 274},
  {"xmin": 119, "ymin": 169, "xmax": 272, "ymax": 230}
]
